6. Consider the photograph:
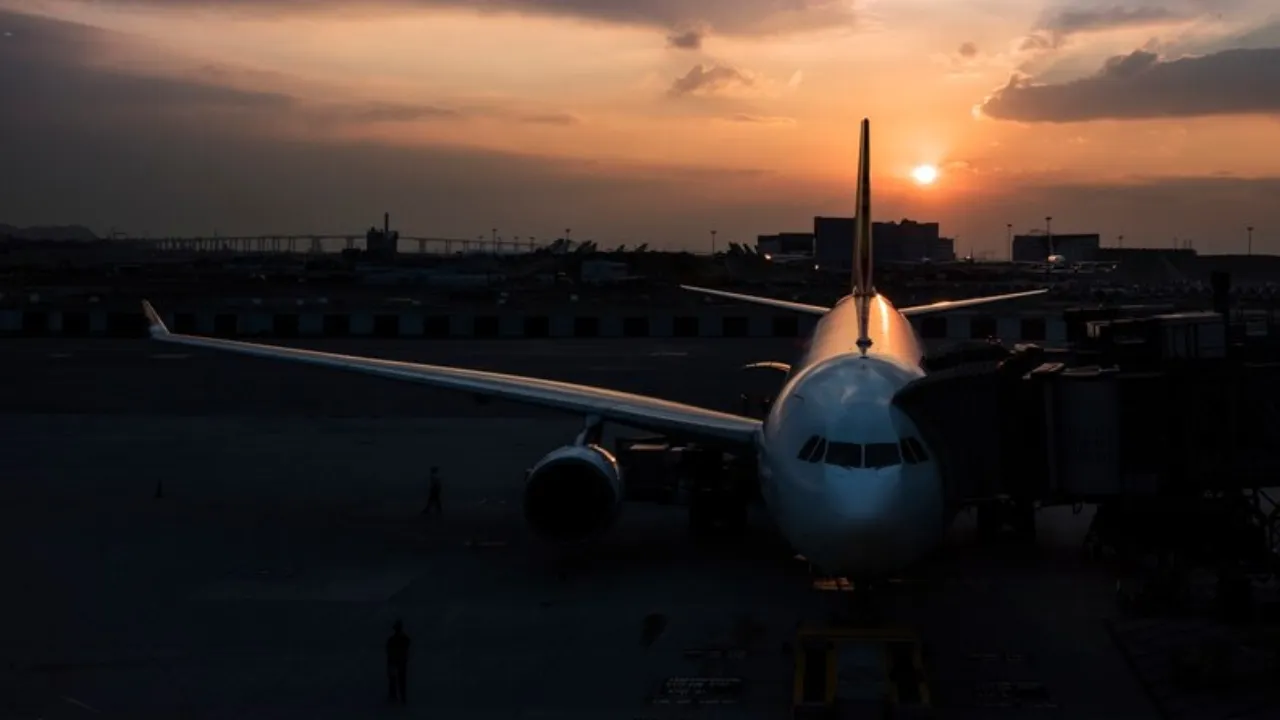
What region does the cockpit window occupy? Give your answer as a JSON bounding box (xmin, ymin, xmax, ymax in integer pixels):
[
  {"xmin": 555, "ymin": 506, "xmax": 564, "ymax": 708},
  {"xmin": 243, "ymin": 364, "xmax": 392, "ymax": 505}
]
[
  {"xmin": 799, "ymin": 436, "xmax": 924, "ymax": 469},
  {"xmin": 900, "ymin": 438, "xmax": 918, "ymax": 464},
  {"xmin": 825, "ymin": 442, "xmax": 862, "ymax": 469},
  {"xmin": 905, "ymin": 437, "xmax": 928, "ymax": 462},
  {"xmin": 797, "ymin": 435, "xmax": 819, "ymax": 461},
  {"xmin": 797, "ymin": 435, "xmax": 827, "ymax": 462},
  {"xmin": 864, "ymin": 442, "xmax": 901, "ymax": 469}
]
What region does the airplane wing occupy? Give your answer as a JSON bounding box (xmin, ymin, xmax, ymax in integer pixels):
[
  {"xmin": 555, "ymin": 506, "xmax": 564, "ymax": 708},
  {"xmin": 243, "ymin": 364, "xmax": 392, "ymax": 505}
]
[
  {"xmin": 680, "ymin": 284, "xmax": 1047, "ymax": 318},
  {"xmin": 898, "ymin": 288, "xmax": 1047, "ymax": 316},
  {"xmin": 140, "ymin": 302, "xmax": 760, "ymax": 446},
  {"xmin": 680, "ymin": 285, "xmax": 829, "ymax": 316}
]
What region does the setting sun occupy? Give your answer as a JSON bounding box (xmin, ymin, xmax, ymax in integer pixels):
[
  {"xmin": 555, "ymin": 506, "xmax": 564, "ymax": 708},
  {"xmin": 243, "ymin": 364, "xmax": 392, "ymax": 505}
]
[{"xmin": 911, "ymin": 165, "xmax": 939, "ymax": 185}]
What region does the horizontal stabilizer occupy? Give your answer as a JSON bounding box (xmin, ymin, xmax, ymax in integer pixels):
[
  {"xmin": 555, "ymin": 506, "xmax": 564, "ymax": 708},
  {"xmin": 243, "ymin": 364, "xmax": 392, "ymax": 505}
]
[
  {"xmin": 899, "ymin": 289, "xmax": 1048, "ymax": 317},
  {"xmin": 681, "ymin": 285, "xmax": 829, "ymax": 316},
  {"xmin": 741, "ymin": 361, "xmax": 791, "ymax": 373}
]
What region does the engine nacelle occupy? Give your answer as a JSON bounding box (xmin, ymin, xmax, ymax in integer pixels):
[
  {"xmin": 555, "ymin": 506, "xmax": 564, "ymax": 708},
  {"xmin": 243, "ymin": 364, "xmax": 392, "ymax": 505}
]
[{"xmin": 523, "ymin": 444, "xmax": 625, "ymax": 544}]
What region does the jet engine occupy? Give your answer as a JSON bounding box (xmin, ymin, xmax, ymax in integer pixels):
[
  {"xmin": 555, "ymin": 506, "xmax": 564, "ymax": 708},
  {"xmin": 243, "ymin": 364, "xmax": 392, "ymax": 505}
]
[{"xmin": 523, "ymin": 444, "xmax": 625, "ymax": 543}]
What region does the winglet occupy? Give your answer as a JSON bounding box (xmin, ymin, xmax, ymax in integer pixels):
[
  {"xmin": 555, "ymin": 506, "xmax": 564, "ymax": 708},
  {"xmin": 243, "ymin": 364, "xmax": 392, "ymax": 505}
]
[{"xmin": 141, "ymin": 300, "xmax": 170, "ymax": 337}]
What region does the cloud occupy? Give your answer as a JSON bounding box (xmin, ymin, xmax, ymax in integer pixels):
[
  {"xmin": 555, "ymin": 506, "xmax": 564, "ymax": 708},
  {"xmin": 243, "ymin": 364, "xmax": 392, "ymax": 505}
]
[
  {"xmin": 978, "ymin": 47, "xmax": 1280, "ymax": 122},
  {"xmin": 54, "ymin": 0, "xmax": 858, "ymax": 37},
  {"xmin": 728, "ymin": 114, "xmax": 795, "ymax": 125},
  {"xmin": 0, "ymin": 9, "xmax": 792, "ymax": 247},
  {"xmin": 1043, "ymin": 6, "xmax": 1181, "ymax": 35},
  {"xmin": 519, "ymin": 112, "xmax": 581, "ymax": 125},
  {"xmin": 1020, "ymin": 5, "xmax": 1192, "ymax": 51},
  {"xmin": 667, "ymin": 28, "xmax": 704, "ymax": 50},
  {"xmin": 0, "ymin": 9, "xmax": 583, "ymax": 134},
  {"xmin": 667, "ymin": 63, "xmax": 756, "ymax": 98},
  {"xmin": 344, "ymin": 102, "xmax": 463, "ymax": 122}
]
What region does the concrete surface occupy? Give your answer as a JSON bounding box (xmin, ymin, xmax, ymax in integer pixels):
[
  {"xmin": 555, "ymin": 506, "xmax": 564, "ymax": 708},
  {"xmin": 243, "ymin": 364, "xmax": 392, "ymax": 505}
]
[{"xmin": 0, "ymin": 338, "xmax": 1160, "ymax": 719}]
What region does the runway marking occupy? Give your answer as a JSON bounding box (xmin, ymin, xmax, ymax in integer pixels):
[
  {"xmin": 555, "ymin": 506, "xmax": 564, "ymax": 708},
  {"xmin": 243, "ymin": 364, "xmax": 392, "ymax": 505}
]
[
  {"xmin": 63, "ymin": 696, "xmax": 100, "ymax": 713},
  {"xmin": 149, "ymin": 353, "xmax": 191, "ymax": 360}
]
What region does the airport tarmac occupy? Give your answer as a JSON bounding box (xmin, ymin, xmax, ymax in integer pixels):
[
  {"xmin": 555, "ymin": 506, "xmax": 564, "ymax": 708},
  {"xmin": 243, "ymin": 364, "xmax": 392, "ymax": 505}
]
[{"xmin": 2, "ymin": 338, "xmax": 1164, "ymax": 719}]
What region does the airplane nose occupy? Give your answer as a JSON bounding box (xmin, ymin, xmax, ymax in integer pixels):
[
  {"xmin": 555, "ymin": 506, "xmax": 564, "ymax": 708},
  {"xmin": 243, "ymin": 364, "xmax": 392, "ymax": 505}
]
[{"xmin": 797, "ymin": 470, "xmax": 916, "ymax": 575}]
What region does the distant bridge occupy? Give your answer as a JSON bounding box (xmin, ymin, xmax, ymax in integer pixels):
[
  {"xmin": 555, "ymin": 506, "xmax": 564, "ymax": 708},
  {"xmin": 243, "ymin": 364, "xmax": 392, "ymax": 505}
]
[{"xmin": 141, "ymin": 234, "xmax": 547, "ymax": 255}]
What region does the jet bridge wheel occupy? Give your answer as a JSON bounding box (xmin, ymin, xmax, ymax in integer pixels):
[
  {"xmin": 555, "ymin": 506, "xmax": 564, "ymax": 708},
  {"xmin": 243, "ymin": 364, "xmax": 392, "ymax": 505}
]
[{"xmin": 975, "ymin": 499, "xmax": 1037, "ymax": 545}]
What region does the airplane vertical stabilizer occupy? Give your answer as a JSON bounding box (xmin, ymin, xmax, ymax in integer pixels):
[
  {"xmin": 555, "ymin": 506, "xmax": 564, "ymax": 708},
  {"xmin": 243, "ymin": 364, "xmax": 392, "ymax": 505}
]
[{"xmin": 854, "ymin": 118, "xmax": 874, "ymax": 355}]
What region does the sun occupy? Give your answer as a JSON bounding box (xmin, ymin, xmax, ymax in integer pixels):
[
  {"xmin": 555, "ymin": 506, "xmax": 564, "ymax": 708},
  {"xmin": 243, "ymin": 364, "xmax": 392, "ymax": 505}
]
[{"xmin": 911, "ymin": 164, "xmax": 939, "ymax": 185}]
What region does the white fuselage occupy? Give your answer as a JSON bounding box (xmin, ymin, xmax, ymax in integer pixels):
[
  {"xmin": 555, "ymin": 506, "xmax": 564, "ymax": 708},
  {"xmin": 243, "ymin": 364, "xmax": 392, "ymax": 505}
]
[{"xmin": 757, "ymin": 293, "xmax": 947, "ymax": 577}]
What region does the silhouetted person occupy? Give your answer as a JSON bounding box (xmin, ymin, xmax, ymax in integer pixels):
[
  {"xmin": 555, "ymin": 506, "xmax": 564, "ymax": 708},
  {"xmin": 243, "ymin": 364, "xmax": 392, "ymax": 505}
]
[
  {"xmin": 423, "ymin": 467, "xmax": 442, "ymax": 515},
  {"xmin": 386, "ymin": 620, "xmax": 410, "ymax": 704}
]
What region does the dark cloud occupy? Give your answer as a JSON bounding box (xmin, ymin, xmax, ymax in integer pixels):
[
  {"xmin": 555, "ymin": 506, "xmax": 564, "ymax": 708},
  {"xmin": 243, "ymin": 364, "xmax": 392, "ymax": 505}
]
[
  {"xmin": 519, "ymin": 112, "xmax": 580, "ymax": 125},
  {"xmin": 0, "ymin": 9, "xmax": 789, "ymax": 246},
  {"xmin": 1044, "ymin": 6, "xmax": 1180, "ymax": 35},
  {"xmin": 979, "ymin": 47, "xmax": 1280, "ymax": 122},
  {"xmin": 0, "ymin": 10, "xmax": 575, "ymax": 132},
  {"xmin": 958, "ymin": 41, "xmax": 978, "ymax": 58},
  {"xmin": 668, "ymin": 64, "xmax": 754, "ymax": 98},
  {"xmin": 1022, "ymin": 5, "xmax": 1187, "ymax": 51},
  {"xmin": 667, "ymin": 28, "xmax": 704, "ymax": 49},
  {"xmin": 345, "ymin": 102, "xmax": 462, "ymax": 122},
  {"xmin": 729, "ymin": 114, "xmax": 794, "ymax": 125},
  {"xmin": 56, "ymin": 0, "xmax": 856, "ymax": 37}
]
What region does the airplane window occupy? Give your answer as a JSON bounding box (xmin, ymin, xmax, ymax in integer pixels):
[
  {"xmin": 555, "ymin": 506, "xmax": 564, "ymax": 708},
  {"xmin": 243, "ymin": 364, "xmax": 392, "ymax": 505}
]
[
  {"xmin": 864, "ymin": 442, "xmax": 902, "ymax": 469},
  {"xmin": 899, "ymin": 438, "xmax": 918, "ymax": 464},
  {"xmin": 825, "ymin": 442, "xmax": 862, "ymax": 469},
  {"xmin": 797, "ymin": 435, "xmax": 819, "ymax": 461},
  {"xmin": 809, "ymin": 438, "xmax": 828, "ymax": 462},
  {"xmin": 906, "ymin": 437, "xmax": 929, "ymax": 462}
]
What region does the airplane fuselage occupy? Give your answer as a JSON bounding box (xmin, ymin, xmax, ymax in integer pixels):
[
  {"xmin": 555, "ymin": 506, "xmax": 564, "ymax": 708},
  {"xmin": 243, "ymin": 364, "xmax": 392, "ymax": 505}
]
[{"xmin": 756, "ymin": 293, "xmax": 947, "ymax": 577}]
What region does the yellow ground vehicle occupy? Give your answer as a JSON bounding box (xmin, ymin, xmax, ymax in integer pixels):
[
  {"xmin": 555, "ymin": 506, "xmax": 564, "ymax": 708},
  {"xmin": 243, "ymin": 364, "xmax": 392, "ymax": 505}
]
[{"xmin": 792, "ymin": 625, "xmax": 932, "ymax": 718}]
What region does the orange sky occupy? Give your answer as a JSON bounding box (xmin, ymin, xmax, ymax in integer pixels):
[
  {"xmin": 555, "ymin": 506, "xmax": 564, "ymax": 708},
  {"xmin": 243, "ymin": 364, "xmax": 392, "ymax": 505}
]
[{"xmin": 2, "ymin": 0, "xmax": 1279, "ymax": 254}]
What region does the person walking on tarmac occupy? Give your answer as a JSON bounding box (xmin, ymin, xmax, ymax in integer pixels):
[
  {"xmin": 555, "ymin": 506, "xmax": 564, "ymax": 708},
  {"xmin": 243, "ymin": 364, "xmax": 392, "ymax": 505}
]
[
  {"xmin": 422, "ymin": 467, "xmax": 442, "ymax": 515},
  {"xmin": 386, "ymin": 620, "xmax": 411, "ymax": 704}
]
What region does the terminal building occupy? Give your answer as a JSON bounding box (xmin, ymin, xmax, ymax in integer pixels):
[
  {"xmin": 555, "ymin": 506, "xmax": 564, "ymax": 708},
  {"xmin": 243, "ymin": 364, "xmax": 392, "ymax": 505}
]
[
  {"xmin": 812, "ymin": 217, "xmax": 955, "ymax": 269},
  {"xmin": 1012, "ymin": 232, "xmax": 1100, "ymax": 263},
  {"xmin": 756, "ymin": 232, "xmax": 814, "ymax": 256}
]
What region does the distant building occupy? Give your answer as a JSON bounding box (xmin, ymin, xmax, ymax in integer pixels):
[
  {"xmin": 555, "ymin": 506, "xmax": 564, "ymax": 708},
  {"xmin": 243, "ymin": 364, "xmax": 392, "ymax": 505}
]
[
  {"xmin": 1012, "ymin": 233, "xmax": 1099, "ymax": 263},
  {"xmin": 756, "ymin": 232, "xmax": 814, "ymax": 255},
  {"xmin": 365, "ymin": 212, "xmax": 399, "ymax": 262},
  {"xmin": 812, "ymin": 217, "xmax": 952, "ymax": 269}
]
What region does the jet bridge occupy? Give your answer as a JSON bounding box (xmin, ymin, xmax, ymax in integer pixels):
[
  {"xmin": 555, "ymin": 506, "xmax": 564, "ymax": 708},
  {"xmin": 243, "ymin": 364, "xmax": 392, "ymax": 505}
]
[{"xmin": 893, "ymin": 309, "xmax": 1280, "ymax": 582}]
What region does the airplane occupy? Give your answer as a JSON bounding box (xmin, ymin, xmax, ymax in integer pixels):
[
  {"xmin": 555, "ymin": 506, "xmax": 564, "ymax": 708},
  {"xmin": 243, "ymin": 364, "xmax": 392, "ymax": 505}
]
[{"xmin": 139, "ymin": 119, "xmax": 1046, "ymax": 581}]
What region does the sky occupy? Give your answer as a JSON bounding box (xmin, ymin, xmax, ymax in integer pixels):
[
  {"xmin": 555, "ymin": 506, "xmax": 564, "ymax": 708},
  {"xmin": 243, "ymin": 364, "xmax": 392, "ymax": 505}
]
[{"xmin": 1, "ymin": 0, "xmax": 1278, "ymax": 255}]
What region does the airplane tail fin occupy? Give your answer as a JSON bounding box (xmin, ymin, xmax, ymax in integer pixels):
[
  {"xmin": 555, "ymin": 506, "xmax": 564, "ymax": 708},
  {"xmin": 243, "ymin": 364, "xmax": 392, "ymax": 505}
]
[
  {"xmin": 853, "ymin": 119, "xmax": 874, "ymax": 356},
  {"xmin": 853, "ymin": 118, "xmax": 873, "ymax": 298}
]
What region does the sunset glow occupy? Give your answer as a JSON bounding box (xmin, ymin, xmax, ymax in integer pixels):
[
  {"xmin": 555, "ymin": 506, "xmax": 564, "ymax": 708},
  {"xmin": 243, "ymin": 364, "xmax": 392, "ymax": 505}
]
[
  {"xmin": 1, "ymin": 0, "xmax": 1278, "ymax": 253},
  {"xmin": 911, "ymin": 165, "xmax": 939, "ymax": 186}
]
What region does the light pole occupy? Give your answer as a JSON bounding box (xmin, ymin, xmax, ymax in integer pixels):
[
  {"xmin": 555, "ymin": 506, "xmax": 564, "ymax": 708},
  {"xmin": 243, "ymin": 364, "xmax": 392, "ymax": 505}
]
[
  {"xmin": 1247, "ymin": 225, "xmax": 1254, "ymax": 256},
  {"xmin": 1118, "ymin": 234, "xmax": 1124, "ymax": 249},
  {"xmin": 1045, "ymin": 216, "xmax": 1053, "ymax": 258},
  {"xmin": 1006, "ymin": 223, "xmax": 1013, "ymax": 261},
  {"xmin": 711, "ymin": 229, "xmax": 717, "ymax": 256}
]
